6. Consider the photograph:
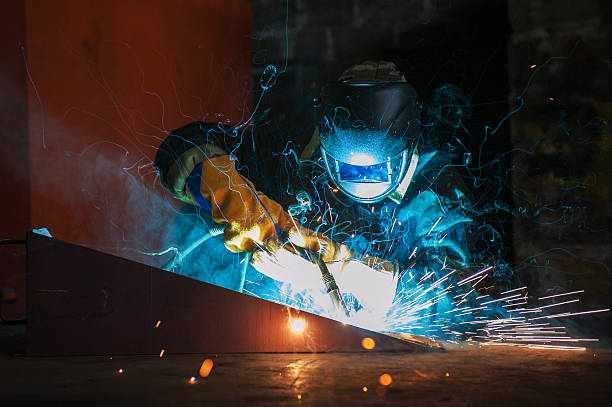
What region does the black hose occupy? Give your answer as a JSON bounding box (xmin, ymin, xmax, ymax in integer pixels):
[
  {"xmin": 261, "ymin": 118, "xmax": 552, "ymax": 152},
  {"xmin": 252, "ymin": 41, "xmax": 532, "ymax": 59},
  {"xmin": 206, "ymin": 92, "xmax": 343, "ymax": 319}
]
[{"xmin": 0, "ymin": 239, "xmax": 26, "ymax": 245}]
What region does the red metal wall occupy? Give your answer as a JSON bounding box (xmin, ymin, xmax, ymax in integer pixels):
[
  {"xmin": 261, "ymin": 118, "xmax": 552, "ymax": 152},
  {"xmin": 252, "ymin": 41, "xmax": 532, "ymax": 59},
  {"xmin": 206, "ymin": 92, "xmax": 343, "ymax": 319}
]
[
  {"xmin": 1, "ymin": 0, "xmax": 252, "ymax": 319},
  {"xmin": 0, "ymin": 1, "xmax": 29, "ymax": 321}
]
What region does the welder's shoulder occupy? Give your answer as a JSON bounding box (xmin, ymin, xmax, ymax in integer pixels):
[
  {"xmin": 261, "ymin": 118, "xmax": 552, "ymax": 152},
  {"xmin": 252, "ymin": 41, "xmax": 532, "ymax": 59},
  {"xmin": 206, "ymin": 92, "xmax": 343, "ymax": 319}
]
[
  {"xmin": 155, "ymin": 121, "xmax": 244, "ymax": 161},
  {"xmin": 410, "ymin": 154, "xmax": 475, "ymax": 206},
  {"xmin": 433, "ymin": 167, "xmax": 475, "ymax": 204},
  {"xmin": 154, "ymin": 121, "xmax": 252, "ymax": 197}
]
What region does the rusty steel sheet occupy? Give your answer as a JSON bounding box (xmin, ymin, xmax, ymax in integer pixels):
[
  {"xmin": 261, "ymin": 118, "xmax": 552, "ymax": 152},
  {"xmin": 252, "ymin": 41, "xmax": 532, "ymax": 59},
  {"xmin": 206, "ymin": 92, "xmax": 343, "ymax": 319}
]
[{"xmin": 26, "ymin": 232, "xmax": 430, "ymax": 356}]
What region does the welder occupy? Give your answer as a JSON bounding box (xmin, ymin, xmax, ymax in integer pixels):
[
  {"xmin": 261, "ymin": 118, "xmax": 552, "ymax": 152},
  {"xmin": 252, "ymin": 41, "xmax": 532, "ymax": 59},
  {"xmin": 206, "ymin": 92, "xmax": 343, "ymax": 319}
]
[{"xmin": 154, "ymin": 61, "xmax": 475, "ymax": 320}]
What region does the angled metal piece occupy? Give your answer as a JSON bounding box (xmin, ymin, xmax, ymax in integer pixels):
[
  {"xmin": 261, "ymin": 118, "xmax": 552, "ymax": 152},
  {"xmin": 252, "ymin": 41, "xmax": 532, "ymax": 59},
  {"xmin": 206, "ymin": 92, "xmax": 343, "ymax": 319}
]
[{"xmin": 26, "ymin": 232, "xmax": 430, "ymax": 356}]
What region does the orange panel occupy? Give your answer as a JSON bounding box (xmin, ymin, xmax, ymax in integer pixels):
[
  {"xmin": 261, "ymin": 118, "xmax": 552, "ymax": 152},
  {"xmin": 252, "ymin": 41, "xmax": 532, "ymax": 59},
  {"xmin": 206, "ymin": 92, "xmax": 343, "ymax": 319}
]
[
  {"xmin": 0, "ymin": 1, "xmax": 28, "ymax": 319},
  {"xmin": 25, "ymin": 0, "xmax": 252, "ymax": 257}
]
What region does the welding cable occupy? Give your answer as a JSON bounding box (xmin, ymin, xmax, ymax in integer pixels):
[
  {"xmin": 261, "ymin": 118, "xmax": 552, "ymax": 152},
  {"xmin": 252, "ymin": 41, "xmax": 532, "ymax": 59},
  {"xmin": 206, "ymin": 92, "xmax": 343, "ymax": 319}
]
[
  {"xmin": 0, "ymin": 239, "xmax": 26, "ymax": 245},
  {"xmin": 161, "ymin": 225, "xmax": 224, "ymax": 271},
  {"xmin": 0, "ymin": 312, "xmax": 26, "ymax": 326},
  {"xmin": 238, "ymin": 251, "xmax": 252, "ymax": 293}
]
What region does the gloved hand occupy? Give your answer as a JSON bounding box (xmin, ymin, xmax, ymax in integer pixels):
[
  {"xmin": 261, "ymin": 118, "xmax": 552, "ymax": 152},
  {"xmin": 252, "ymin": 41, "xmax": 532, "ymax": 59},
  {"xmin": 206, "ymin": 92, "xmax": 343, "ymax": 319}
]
[
  {"xmin": 283, "ymin": 224, "xmax": 396, "ymax": 274},
  {"xmin": 179, "ymin": 151, "xmax": 396, "ymax": 277},
  {"xmin": 155, "ymin": 124, "xmax": 396, "ymax": 307}
]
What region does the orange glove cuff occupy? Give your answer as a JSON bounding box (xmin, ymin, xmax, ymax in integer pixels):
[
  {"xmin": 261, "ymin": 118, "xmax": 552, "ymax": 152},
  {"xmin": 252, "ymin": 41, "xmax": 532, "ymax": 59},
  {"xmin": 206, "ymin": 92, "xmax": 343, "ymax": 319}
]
[{"xmin": 195, "ymin": 155, "xmax": 293, "ymax": 253}]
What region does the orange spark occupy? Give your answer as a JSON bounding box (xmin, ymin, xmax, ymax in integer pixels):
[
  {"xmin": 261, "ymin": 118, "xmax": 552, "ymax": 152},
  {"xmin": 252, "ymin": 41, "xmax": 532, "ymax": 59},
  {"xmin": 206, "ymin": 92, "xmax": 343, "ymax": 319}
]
[
  {"xmin": 379, "ymin": 373, "xmax": 392, "ymax": 386},
  {"xmin": 297, "ymin": 394, "xmax": 302, "ymax": 400},
  {"xmin": 361, "ymin": 337, "xmax": 375, "ymax": 350},
  {"xmin": 155, "ymin": 320, "xmax": 161, "ymax": 328},
  {"xmin": 445, "ymin": 372, "xmax": 450, "ymax": 377},
  {"xmin": 530, "ymin": 64, "xmax": 536, "ymax": 68},
  {"xmin": 159, "ymin": 349, "xmax": 165, "ymax": 358},
  {"xmin": 199, "ymin": 359, "xmax": 214, "ymax": 377},
  {"xmin": 362, "ymin": 386, "xmax": 368, "ymax": 392}
]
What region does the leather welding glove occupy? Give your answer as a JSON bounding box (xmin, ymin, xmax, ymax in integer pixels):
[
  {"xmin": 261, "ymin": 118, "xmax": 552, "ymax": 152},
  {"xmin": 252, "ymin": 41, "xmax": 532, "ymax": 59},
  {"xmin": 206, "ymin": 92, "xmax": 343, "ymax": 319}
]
[
  {"xmin": 187, "ymin": 154, "xmax": 396, "ymax": 274},
  {"xmin": 284, "ymin": 225, "xmax": 396, "ymax": 273},
  {"xmin": 177, "ymin": 152, "xmax": 398, "ymax": 314},
  {"xmin": 188, "ymin": 153, "xmax": 395, "ymax": 271},
  {"xmin": 185, "ymin": 154, "xmax": 296, "ymax": 253},
  {"xmin": 155, "ymin": 123, "xmax": 394, "ymax": 276}
]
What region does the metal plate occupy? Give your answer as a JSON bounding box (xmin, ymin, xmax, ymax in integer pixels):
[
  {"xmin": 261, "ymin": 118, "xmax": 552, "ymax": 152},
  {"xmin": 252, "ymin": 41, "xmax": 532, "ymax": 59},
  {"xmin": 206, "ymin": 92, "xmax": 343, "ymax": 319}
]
[{"xmin": 26, "ymin": 232, "xmax": 429, "ymax": 355}]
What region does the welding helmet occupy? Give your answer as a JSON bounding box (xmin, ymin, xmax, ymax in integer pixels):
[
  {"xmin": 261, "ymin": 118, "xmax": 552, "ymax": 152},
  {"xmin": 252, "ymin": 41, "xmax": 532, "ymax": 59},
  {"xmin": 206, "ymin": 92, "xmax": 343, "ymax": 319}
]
[{"xmin": 317, "ymin": 76, "xmax": 421, "ymax": 203}]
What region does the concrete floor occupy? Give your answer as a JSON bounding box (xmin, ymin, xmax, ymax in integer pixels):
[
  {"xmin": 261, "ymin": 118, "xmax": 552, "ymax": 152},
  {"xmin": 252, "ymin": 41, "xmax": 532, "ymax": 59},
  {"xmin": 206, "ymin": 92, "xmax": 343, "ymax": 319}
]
[{"xmin": 1, "ymin": 325, "xmax": 610, "ymax": 406}]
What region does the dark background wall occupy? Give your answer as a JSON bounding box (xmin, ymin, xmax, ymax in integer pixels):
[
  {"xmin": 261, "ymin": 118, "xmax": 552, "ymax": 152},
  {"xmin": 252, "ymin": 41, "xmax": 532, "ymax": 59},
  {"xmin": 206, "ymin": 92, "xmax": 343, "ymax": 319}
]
[
  {"xmin": 249, "ymin": 0, "xmax": 611, "ymax": 336},
  {"xmin": 507, "ymin": 0, "xmax": 611, "ymax": 335},
  {"xmin": 250, "ymin": 0, "xmax": 515, "ymax": 278}
]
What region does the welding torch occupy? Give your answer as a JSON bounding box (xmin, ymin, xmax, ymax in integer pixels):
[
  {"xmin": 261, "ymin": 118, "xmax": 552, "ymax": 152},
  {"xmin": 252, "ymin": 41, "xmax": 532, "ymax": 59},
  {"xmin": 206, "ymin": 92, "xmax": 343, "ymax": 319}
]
[
  {"xmin": 297, "ymin": 246, "xmax": 350, "ymax": 317},
  {"xmin": 272, "ymin": 229, "xmax": 349, "ymax": 317}
]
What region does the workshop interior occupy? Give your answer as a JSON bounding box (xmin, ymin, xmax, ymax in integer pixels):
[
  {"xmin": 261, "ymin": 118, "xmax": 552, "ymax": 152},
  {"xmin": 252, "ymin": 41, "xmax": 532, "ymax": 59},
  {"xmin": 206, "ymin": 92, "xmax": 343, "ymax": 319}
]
[{"xmin": 1, "ymin": 0, "xmax": 611, "ymax": 405}]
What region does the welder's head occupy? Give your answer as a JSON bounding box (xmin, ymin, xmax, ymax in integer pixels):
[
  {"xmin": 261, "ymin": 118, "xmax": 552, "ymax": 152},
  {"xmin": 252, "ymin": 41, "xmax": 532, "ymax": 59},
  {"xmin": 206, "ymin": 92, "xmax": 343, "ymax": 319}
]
[{"xmin": 317, "ymin": 61, "xmax": 421, "ymax": 204}]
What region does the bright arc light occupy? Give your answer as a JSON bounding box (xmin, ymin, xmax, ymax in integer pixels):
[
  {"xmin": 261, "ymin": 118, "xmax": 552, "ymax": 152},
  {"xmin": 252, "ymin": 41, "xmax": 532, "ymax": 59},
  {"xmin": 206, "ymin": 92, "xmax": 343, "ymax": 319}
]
[
  {"xmin": 290, "ymin": 319, "xmax": 306, "ymax": 334},
  {"xmin": 349, "ymin": 152, "xmax": 376, "ymax": 166}
]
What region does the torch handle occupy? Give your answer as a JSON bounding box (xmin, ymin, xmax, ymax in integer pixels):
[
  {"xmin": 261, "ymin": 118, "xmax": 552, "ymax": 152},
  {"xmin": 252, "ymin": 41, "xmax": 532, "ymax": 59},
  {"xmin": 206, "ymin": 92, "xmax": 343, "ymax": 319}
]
[{"xmin": 302, "ymin": 248, "xmax": 350, "ymax": 317}]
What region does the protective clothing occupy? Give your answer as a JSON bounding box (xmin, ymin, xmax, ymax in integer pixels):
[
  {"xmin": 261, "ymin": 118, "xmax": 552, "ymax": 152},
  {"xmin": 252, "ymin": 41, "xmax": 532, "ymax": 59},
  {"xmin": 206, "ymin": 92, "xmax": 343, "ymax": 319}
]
[
  {"xmin": 154, "ymin": 122, "xmax": 235, "ymax": 204},
  {"xmin": 186, "ymin": 154, "xmax": 396, "ymax": 277},
  {"xmin": 153, "ymin": 61, "xmax": 487, "ymax": 335},
  {"xmin": 154, "ymin": 124, "xmax": 395, "ymax": 273}
]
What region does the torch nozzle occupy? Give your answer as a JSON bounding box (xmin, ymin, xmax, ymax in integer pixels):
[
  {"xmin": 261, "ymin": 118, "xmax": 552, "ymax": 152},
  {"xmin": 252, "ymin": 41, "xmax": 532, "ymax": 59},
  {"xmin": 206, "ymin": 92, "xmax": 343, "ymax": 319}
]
[{"xmin": 301, "ymin": 248, "xmax": 350, "ymax": 317}]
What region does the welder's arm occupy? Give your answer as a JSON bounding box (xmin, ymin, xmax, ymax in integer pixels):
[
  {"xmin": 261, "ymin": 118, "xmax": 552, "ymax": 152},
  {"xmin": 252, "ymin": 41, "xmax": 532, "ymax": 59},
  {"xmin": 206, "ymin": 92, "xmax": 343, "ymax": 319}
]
[
  {"xmin": 154, "ymin": 121, "xmax": 394, "ymax": 270},
  {"xmin": 155, "ymin": 121, "xmax": 294, "ymax": 252},
  {"xmin": 180, "ymin": 153, "xmax": 384, "ymax": 264},
  {"xmin": 156, "ymin": 133, "xmax": 334, "ymax": 254},
  {"xmin": 166, "ymin": 144, "xmax": 397, "ymax": 311}
]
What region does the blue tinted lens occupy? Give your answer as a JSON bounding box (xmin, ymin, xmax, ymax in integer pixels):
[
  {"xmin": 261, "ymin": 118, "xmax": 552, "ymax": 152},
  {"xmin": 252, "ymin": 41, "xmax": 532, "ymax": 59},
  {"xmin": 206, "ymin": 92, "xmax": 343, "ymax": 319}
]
[{"xmin": 338, "ymin": 162, "xmax": 389, "ymax": 183}]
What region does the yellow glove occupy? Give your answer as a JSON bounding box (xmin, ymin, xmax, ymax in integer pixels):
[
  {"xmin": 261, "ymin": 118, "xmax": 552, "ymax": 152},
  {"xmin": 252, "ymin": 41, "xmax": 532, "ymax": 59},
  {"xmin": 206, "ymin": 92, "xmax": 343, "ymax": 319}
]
[
  {"xmin": 284, "ymin": 225, "xmax": 396, "ymax": 274},
  {"xmin": 185, "ymin": 154, "xmax": 294, "ymax": 253}
]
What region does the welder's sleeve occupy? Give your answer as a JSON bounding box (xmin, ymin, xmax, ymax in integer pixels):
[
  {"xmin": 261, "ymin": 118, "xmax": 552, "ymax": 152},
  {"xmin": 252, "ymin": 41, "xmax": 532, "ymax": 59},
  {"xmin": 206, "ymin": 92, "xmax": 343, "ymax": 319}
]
[
  {"xmin": 167, "ymin": 152, "xmax": 393, "ymax": 273},
  {"xmin": 183, "ymin": 155, "xmax": 395, "ymax": 271},
  {"xmin": 154, "ymin": 121, "xmax": 394, "ymax": 272}
]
